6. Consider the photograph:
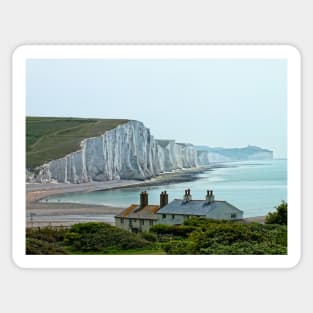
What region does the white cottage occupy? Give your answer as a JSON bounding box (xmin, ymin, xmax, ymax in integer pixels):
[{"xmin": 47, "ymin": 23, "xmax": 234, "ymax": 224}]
[
  {"xmin": 156, "ymin": 189, "xmax": 244, "ymax": 225},
  {"xmin": 115, "ymin": 189, "xmax": 244, "ymax": 232},
  {"xmin": 115, "ymin": 191, "xmax": 169, "ymax": 232}
]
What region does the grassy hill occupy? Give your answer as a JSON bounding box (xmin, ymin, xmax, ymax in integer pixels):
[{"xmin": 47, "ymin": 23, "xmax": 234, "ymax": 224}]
[{"xmin": 26, "ymin": 116, "xmax": 128, "ymax": 170}]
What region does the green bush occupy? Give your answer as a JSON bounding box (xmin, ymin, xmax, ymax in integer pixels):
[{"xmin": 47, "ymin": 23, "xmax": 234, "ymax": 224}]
[
  {"xmin": 150, "ymin": 224, "xmax": 196, "ymax": 237},
  {"xmin": 26, "ymin": 226, "xmax": 67, "ymax": 243},
  {"xmin": 163, "ymin": 240, "xmax": 191, "ymax": 255},
  {"xmin": 265, "ymin": 201, "xmax": 287, "ymax": 225},
  {"xmin": 26, "ymin": 237, "xmax": 68, "ymax": 255},
  {"xmin": 139, "ymin": 232, "xmax": 157, "ymax": 242},
  {"xmin": 164, "ymin": 221, "xmax": 287, "ymax": 255},
  {"xmin": 64, "ymin": 222, "xmax": 150, "ymax": 252}
]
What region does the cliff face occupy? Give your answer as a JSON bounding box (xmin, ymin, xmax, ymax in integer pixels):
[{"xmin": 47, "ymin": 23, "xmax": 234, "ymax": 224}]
[
  {"xmin": 197, "ymin": 150, "xmax": 211, "ymax": 165},
  {"xmin": 34, "ymin": 121, "xmax": 199, "ymax": 183}
]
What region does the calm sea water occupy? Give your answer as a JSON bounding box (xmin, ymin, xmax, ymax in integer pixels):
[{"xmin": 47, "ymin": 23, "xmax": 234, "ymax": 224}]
[{"xmin": 46, "ymin": 159, "xmax": 287, "ymax": 218}]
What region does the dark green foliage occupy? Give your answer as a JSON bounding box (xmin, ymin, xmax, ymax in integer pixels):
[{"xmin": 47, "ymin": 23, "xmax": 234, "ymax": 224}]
[
  {"xmin": 162, "ymin": 219, "xmax": 287, "ymax": 255},
  {"xmin": 139, "ymin": 232, "xmax": 158, "ymax": 242},
  {"xmin": 26, "ymin": 222, "xmax": 152, "ymax": 254},
  {"xmin": 265, "ymin": 201, "xmax": 287, "ymax": 225},
  {"xmin": 163, "ymin": 240, "xmax": 191, "ymax": 255},
  {"xmin": 150, "ymin": 224, "xmax": 196, "ymax": 237},
  {"xmin": 26, "ymin": 117, "xmax": 128, "ymax": 169},
  {"xmin": 64, "ymin": 222, "xmax": 149, "ymax": 252},
  {"xmin": 26, "ymin": 238, "xmax": 68, "ymax": 255},
  {"xmin": 26, "ymin": 227, "xmax": 68, "ymax": 254}
]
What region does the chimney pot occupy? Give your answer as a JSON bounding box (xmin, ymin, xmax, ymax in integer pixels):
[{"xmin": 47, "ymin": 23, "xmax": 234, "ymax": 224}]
[
  {"xmin": 160, "ymin": 190, "xmax": 169, "ymax": 208},
  {"xmin": 140, "ymin": 192, "xmax": 144, "ymax": 208},
  {"xmin": 145, "ymin": 191, "xmax": 148, "ymax": 206}
]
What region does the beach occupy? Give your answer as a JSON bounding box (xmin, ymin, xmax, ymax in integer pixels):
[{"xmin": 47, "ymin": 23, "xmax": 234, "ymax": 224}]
[
  {"xmin": 26, "ymin": 180, "xmax": 145, "ymax": 227},
  {"xmin": 26, "ymin": 166, "xmax": 212, "ymax": 227}
]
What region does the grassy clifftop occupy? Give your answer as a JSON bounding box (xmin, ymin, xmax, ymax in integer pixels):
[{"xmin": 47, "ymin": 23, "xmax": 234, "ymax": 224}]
[{"xmin": 26, "ymin": 116, "xmax": 128, "ymax": 170}]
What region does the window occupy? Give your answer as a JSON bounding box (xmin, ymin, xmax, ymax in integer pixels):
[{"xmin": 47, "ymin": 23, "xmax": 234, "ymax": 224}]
[
  {"xmin": 120, "ymin": 218, "xmax": 124, "ymax": 224},
  {"xmin": 162, "ymin": 214, "xmax": 166, "ymax": 219},
  {"xmin": 172, "ymin": 214, "xmax": 175, "ymax": 219},
  {"xmin": 149, "ymin": 220, "xmax": 153, "ymax": 226},
  {"xmin": 231, "ymin": 213, "xmax": 237, "ymax": 219},
  {"xmin": 140, "ymin": 220, "xmax": 144, "ymax": 225}
]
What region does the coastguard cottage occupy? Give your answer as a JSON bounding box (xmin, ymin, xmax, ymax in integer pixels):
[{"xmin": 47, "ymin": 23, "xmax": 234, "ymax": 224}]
[
  {"xmin": 156, "ymin": 189, "xmax": 243, "ymax": 225},
  {"xmin": 114, "ymin": 191, "xmax": 169, "ymax": 232},
  {"xmin": 115, "ymin": 189, "xmax": 243, "ymax": 232}
]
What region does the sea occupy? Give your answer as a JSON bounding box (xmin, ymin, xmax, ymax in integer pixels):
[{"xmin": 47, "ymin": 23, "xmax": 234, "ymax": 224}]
[{"xmin": 45, "ymin": 159, "xmax": 287, "ymax": 218}]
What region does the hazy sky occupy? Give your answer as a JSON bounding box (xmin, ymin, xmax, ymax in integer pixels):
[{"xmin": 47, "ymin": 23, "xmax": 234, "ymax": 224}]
[{"xmin": 26, "ymin": 58, "xmax": 287, "ymax": 158}]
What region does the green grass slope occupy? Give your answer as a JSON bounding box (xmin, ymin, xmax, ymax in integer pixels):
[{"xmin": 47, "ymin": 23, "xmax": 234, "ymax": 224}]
[{"xmin": 26, "ymin": 116, "xmax": 128, "ymax": 170}]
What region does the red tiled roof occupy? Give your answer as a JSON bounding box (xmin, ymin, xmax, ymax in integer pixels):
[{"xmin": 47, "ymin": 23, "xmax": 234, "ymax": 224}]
[{"xmin": 116, "ymin": 204, "xmax": 160, "ymax": 220}]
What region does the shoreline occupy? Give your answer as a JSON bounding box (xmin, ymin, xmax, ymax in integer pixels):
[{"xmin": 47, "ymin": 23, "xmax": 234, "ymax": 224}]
[
  {"xmin": 27, "ymin": 165, "xmax": 213, "ymax": 202},
  {"xmin": 26, "ymin": 165, "xmax": 213, "ymax": 227},
  {"xmin": 26, "ymin": 164, "xmax": 266, "ymax": 227}
]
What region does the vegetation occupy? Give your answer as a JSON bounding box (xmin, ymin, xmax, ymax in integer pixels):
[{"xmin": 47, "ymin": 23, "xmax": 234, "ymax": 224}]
[
  {"xmin": 26, "ymin": 226, "xmax": 68, "ymax": 254},
  {"xmin": 26, "ymin": 217, "xmax": 287, "ymax": 255},
  {"xmin": 163, "ymin": 218, "xmax": 287, "ymax": 255},
  {"xmin": 265, "ymin": 201, "xmax": 287, "ymax": 225},
  {"xmin": 150, "ymin": 224, "xmax": 196, "ymax": 237},
  {"xmin": 26, "ymin": 222, "xmax": 160, "ymax": 255},
  {"xmin": 26, "ymin": 116, "xmax": 128, "ymax": 169},
  {"xmin": 63, "ymin": 222, "xmax": 150, "ymax": 253}
]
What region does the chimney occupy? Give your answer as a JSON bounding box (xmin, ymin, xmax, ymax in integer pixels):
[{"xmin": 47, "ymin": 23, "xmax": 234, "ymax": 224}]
[
  {"xmin": 160, "ymin": 190, "xmax": 169, "ymax": 208},
  {"xmin": 140, "ymin": 191, "xmax": 149, "ymax": 208},
  {"xmin": 206, "ymin": 190, "xmax": 211, "ymax": 204},
  {"xmin": 160, "ymin": 191, "xmax": 164, "ymax": 208},
  {"xmin": 210, "ymin": 190, "xmax": 215, "ymax": 202},
  {"xmin": 164, "ymin": 191, "xmax": 168, "ymax": 206},
  {"xmin": 187, "ymin": 189, "xmax": 192, "ymax": 201},
  {"xmin": 183, "ymin": 189, "xmax": 192, "ymax": 202},
  {"xmin": 140, "ymin": 192, "xmax": 145, "ymax": 208},
  {"xmin": 143, "ymin": 191, "xmax": 148, "ymax": 207}
]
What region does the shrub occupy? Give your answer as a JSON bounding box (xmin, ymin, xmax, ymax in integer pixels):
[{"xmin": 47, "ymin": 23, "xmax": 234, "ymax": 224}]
[
  {"xmin": 265, "ymin": 201, "xmax": 287, "ymax": 225},
  {"xmin": 150, "ymin": 224, "xmax": 196, "ymax": 237},
  {"xmin": 26, "ymin": 237, "xmax": 68, "ymax": 255},
  {"xmin": 64, "ymin": 222, "xmax": 150, "ymax": 252},
  {"xmin": 139, "ymin": 232, "xmax": 157, "ymax": 242},
  {"xmin": 164, "ymin": 218, "xmax": 287, "ymax": 255},
  {"xmin": 26, "ymin": 226, "xmax": 67, "ymax": 243}
]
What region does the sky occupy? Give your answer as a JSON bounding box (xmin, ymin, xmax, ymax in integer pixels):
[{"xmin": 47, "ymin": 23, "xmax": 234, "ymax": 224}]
[{"xmin": 26, "ymin": 58, "xmax": 287, "ymax": 158}]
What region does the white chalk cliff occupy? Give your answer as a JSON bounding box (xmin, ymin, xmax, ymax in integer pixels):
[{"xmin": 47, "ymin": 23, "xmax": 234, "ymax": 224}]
[{"xmin": 34, "ymin": 120, "xmax": 199, "ymax": 183}]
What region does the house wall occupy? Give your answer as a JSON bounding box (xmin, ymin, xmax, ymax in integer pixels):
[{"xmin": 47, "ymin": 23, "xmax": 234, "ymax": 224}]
[
  {"xmin": 115, "ymin": 217, "xmax": 156, "ymax": 232},
  {"xmin": 156, "ymin": 213, "xmax": 197, "ymax": 225},
  {"xmin": 156, "ymin": 207, "xmax": 243, "ymax": 225},
  {"xmin": 207, "ymin": 207, "xmax": 243, "ymax": 220}
]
